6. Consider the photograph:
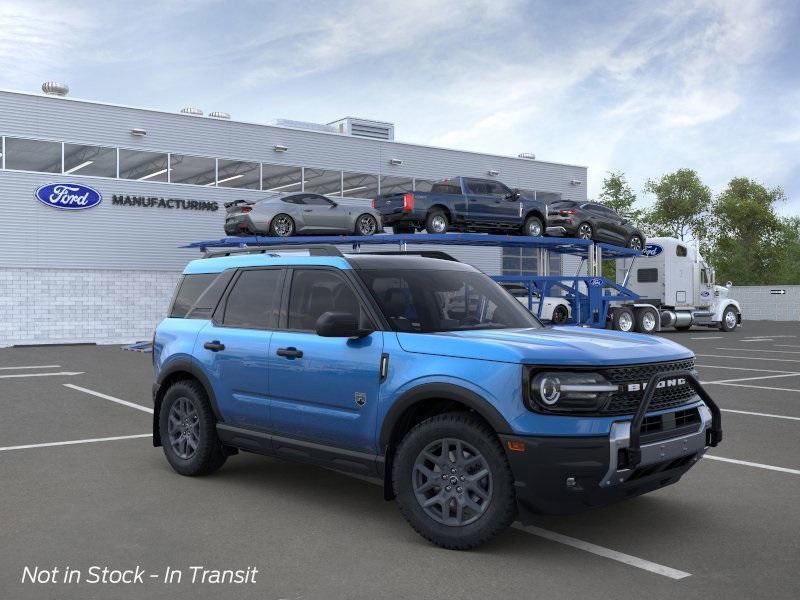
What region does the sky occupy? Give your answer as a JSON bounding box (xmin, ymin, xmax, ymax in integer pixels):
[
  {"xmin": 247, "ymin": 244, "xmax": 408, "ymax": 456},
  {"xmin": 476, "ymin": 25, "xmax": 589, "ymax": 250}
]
[{"xmin": 1, "ymin": 0, "xmax": 799, "ymax": 212}]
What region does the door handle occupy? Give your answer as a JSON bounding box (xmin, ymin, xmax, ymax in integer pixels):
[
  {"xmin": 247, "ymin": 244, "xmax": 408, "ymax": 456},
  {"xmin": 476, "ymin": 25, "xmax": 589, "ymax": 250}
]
[
  {"xmin": 276, "ymin": 347, "xmax": 303, "ymax": 359},
  {"xmin": 203, "ymin": 340, "xmax": 225, "ymax": 352},
  {"xmin": 303, "ymin": 209, "xmax": 313, "ymax": 212}
]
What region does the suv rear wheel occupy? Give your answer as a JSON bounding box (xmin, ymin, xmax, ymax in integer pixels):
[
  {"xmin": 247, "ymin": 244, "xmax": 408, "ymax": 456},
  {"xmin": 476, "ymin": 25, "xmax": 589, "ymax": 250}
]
[
  {"xmin": 392, "ymin": 413, "xmax": 516, "ymax": 550},
  {"xmin": 159, "ymin": 380, "xmax": 227, "ymax": 476}
]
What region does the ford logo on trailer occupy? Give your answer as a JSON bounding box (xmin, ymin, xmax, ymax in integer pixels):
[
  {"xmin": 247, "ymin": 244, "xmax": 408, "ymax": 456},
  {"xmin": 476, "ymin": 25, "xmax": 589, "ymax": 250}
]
[
  {"xmin": 588, "ymin": 277, "xmax": 604, "ymax": 287},
  {"xmin": 35, "ymin": 183, "xmax": 102, "ymax": 210},
  {"xmin": 641, "ymin": 243, "xmax": 663, "ymax": 257}
]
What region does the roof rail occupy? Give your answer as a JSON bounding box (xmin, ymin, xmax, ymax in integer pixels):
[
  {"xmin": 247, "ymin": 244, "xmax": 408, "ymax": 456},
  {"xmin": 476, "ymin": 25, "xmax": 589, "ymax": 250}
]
[
  {"xmin": 352, "ymin": 250, "xmax": 460, "ymax": 262},
  {"xmin": 202, "ymin": 244, "xmax": 344, "ymax": 259}
]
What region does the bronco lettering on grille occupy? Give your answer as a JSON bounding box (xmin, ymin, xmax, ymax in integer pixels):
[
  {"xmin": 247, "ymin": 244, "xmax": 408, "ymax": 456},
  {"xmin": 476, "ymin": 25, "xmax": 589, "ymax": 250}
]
[{"xmin": 625, "ymin": 377, "xmax": 686, "ymax": 393}]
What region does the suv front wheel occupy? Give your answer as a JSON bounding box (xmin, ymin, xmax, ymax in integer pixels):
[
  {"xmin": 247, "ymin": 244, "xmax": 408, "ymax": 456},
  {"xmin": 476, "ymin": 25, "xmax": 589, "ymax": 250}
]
[
  {"xmin": 392, "ymin": 413, "xmax": 516, "ymax": 550},
  {"xmin": 159, "ymin": 380, "xmax": 227, "ymax": 476}
]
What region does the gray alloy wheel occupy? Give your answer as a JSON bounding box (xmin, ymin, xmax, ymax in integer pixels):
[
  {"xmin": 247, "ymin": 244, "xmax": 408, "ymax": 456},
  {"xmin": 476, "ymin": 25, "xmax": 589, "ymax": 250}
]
[
  {"xmin": 412, "ymin": 437, "xmax": 493, "ymax": 527},
  {"xmin": 628, "ymin": 235, "xmax": 644, "ymax": 251},
  {"xmin": 270, "ymin": 214, "xmax": 294, "ymax": 237},
  {"xmin": 167, "ymin": 396, "xmax": 200, "ymax": 460},
  {"xmin": 523, "ymin": 216, "xmax": 543, "ymax": 237},
  {"xmin": 356, "ymin": 214, "xmax": 378, "ymax": 236},
  {"xmin": 577, "ymin": 222, "xmax": 593, "ymax": 240},
  {"xmin": 427, "ymin": 212, "xmax": 449, "ymax": 234}
]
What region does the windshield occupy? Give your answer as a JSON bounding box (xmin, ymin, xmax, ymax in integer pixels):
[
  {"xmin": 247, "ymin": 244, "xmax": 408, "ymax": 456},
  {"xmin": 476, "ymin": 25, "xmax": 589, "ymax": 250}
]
[{"xmin": 357, "ymin": 269, "xmax": 542, "ymax": 333}]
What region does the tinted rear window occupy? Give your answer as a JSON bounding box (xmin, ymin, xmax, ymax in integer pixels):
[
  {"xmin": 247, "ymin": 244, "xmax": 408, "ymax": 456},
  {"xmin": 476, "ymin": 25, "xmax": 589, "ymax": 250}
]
[
  {"xmin": 169, "ymin": 274, "xmax": 218, "ymax": 318},
  {"xmin": 222, "ymin": 269, "xmax": 283, "ymax": 329},
  {"xmin": 431, "ymin": 180, "xmax": 462, "ymax": 194}
]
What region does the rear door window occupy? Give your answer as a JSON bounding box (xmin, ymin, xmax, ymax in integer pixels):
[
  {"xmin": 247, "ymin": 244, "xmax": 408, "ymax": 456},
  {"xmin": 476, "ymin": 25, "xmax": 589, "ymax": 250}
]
[
  {"xmin": 286, "ymin": 269, "xmax": 370, "ymax": 331},
  {"xmin": 221, "ymin": 269, "xmax": 283, "ymax": 329},
  {"xmin": 431, "ymin": 180, "xmax": 462, "ymax": 194},
  {"xmin": 169, "ymin": 274, "xmax": 218, "ymax": 318}
]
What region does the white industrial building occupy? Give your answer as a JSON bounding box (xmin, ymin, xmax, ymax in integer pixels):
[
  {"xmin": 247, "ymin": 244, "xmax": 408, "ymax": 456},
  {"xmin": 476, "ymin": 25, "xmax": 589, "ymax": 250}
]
[{"xmin": 0, "ymin": 84, "xmax": 588, "ymax": 346}]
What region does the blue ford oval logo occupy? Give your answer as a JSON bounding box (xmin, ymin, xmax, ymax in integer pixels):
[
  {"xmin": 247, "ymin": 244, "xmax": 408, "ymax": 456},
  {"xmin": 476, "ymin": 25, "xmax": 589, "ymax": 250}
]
[
  {"xmin": 641, "ymin": 243, "xmax": 663, "ymax": 257},
  {"xmin": 588, "ymin": 277, "xmax": 604, "ymax": 287},
  {"xmin": 35, "ymin": 183, "xmax": 102, "ymax": 210}
]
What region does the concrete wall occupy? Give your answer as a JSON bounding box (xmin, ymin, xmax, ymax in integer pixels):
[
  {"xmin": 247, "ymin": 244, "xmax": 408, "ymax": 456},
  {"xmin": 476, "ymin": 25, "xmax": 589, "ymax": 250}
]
[{"xmin": 730, "ymin": 286, "xmax": 800, "ymax": 322}]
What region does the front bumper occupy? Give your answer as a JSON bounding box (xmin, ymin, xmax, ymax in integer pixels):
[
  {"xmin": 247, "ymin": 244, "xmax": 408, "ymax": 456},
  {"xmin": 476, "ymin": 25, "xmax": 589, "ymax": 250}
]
[{"xmin": 500, "ymin": 403, "xmax": 713, "ymax": 517}]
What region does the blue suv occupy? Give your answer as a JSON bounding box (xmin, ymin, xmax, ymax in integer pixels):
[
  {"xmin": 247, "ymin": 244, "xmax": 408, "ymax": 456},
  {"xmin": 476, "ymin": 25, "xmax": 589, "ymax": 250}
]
[{"xmin": 152, "ymin": 247, "xmax": 721, "ymax": 549}]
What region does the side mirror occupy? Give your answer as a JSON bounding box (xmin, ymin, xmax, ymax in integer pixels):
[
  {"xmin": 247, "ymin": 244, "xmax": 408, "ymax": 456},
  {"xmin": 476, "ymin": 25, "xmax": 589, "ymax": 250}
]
[
  {"xmin": 505, "ymin": 189, "xmax": 521, "ymax": 201},
  {"xmin": 329, "ymin": 201, "xmax": 338, "ymax": 208},
  {"xmin": 315, "ymin": 311, "xmax": 372, "ymax": 338},
  {"xmin": 726, "ymin": 281, "xmax": 732, "ymax": 288}
]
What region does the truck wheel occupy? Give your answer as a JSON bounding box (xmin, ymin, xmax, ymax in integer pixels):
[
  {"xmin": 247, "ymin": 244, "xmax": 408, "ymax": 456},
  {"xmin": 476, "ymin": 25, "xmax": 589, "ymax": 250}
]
[
  {"xmin": 425, "ymin": 210, "xmax": 449, "ymax": 234},
  {"xmin": 627, "ymin": 235, "xmax": 644, "ymax": 251},
  {"xmin": 159, "ymin": 380, "xmax": 227, "ymax": 476},
  {"xmin": 392, "ymin": 224, "xmax": 415, "ymax": 234},
  {"xmin": 634, "ymin": 307, "xmax": 657, "ymax": 334},
  {"xmin": 355, "ymin": 213, "xmax": 379, "ymax": 236},
  {"xmin": 551, "ymin": 304, "xmax": 569, "ymax": 324},
  {"xmin": 720, "ymin": 306, "xmax": 738, "ymax": 332},
  {"xmin": 392, "ymin": 413, "xmax": 516, "ymax": 550},
  {"xmin": 270, "ymin": 214, "xmax": 295, "ymax": 237},
  {"xmin": 612, "ymin": 307, "xmax": 635, "ymax": 332},
  {"xmin": 522, "ymin": 215, "xmax": 543, "ymax": 237},
  {"xmin": 577, "ymin": 222, "xmax": 593, "ymax": 240}
]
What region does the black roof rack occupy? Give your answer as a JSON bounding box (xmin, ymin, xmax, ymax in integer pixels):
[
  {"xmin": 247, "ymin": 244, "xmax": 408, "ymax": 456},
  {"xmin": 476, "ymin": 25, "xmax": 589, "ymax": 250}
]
[
  {"xmin": 202, "ymin": 244, "xmax": 343, "ymax": 259},
  {"xmin": 350, "ymin": 250, "xmax": 460, "ymax": 262}
]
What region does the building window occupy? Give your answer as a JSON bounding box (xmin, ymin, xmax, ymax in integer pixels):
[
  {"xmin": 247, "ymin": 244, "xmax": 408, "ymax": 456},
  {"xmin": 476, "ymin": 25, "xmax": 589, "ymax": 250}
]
[
  {"xmin": 119, "ymin": 149, "xmax": 169, "ymax": 182},
  {"xmin": 304, "ymin": 168, "xmax": 342, "ymax": 196},
  {"xmin": 501, "ymin": 249, "xmax": 562, "ymax": 277},
  {"xmin": 262, "ymin": 164, "xmax": 302, "ymax": 192},
  {"xmin": 217, "ymin": 159, "xmax": 260, "ymax": 189},
  {"xmin": 341, "ymin": 172, "xmax": 379, "ymax": 198},
  {"xmin": 170, "ymin": 154, "xmax": 216, "ymax": 186},
  {"xmin": 4, "ymin": 137, "xmax": 61, "ymax": 173},
  {"xmin": 379, "ymin": 175, "xmax": 413, "ymax": 195},
  {"xmin": 63, "ymin": 144, "xmax": 117, "ymax": 177}
]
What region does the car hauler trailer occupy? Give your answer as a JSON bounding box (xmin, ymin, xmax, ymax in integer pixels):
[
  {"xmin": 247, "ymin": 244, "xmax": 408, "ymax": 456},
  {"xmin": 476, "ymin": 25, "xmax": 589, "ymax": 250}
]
[
  {"xmin": 187, "ymin": 233, "xmax": 741, "ymax": 333},
  {"xmin": 614, "ymin": 237, "xmax": 742, "ymax": 332}
]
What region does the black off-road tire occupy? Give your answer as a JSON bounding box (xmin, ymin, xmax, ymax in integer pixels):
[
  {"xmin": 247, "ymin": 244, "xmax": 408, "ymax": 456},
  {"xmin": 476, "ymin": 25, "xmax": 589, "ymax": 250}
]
[
  {"xmin": 159, "ymin": 380, "xmax": 227, "ymax": 476},
  {"xmin": 425, "ymin": 209, "xmax": 449, "ymax": 234},
  {"xmin": 392, "ymin": 412, "xmax": 516, "ymax": 550}
]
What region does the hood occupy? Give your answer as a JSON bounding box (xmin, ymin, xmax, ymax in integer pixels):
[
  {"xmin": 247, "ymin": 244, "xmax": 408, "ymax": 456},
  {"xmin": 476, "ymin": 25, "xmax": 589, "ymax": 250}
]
[{"xmin": 396, "ymin": 326, "xmax": 693, "ymax": 366}]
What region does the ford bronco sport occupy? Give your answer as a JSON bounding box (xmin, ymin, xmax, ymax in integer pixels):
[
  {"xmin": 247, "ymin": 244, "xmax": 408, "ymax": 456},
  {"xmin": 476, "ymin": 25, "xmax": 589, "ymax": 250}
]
[{"xmin": 152, "ymin": 247, "xmax": 721, "ymax": 550}]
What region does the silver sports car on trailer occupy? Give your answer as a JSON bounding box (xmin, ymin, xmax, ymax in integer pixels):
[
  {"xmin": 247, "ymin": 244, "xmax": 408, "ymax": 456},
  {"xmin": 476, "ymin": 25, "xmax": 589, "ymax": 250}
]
[{"xmin": 224, "ymin": 192, "xmax": 383, "ymax": 237}]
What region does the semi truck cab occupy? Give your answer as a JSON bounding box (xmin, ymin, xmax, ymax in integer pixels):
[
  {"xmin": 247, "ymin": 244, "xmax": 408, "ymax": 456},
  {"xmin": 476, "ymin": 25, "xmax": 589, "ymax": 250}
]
[{"xmin": 616, "ymin": 237, "xmax": 742, "ymax": 332}]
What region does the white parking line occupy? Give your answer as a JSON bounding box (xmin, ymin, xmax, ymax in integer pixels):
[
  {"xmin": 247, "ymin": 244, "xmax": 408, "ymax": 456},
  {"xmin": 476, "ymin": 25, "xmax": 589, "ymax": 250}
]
[
  {"xmin": 0, "ymin": 434, "xmax": 151, "ymax": 453},
  {"xmin": 696, "ymin": 354, "xmax": 800, "ymax": 363},
  {"xmin": 705, "ymin": 455, "xmax": 800, "ymax": 476},
  {"xmin": 775, "ymin": 344, "xmax": 800, "ymax": 349},
  {"xmin": 690, "ymin": 336, "xmax": 724, "ymax": 340},
  {"xmin": 716, "ymin": 347, "xmax": 800, "ymax": 355},
  {"xmin": 0, "ymin": 371, "xmax": 84, "ymax": 379},
  {"xmin": 738, "ymin": 339, "xmax": 773, "ymax": 342},
  {"xmin": 721, "ymin": 408, "xmax": 800, "ymax": 422},
  {"xmin": 343, "ymin": 471, "xmax": 692, "ymax": 578},
  {"xmin": 703, "ymin": 373, "xmax": 800, "ymax": 385},
  {"xmin": 63, "ymin": 384, "xmax": 153, "ymax": 414},
  {"xmin": 0, "ymin": 364, "xmax": 61, "ymax": 370},
  {"xmin": 696, "ymin": 364, "xmax": 799, "ymax": 374},
  {"xmin": 705, "ymin": 381, "xmax": 800, "ymax": 393},
  {"xmin": 513, "ymin": 524, "xmax": 691, "ymax": 580}
]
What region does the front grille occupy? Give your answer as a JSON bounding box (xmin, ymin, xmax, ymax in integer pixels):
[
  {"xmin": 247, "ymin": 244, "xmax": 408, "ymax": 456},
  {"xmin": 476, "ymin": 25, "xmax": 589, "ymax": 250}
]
[{"xmin": 601, "ymin": 359, "xmax": 698, "ymax": 415}]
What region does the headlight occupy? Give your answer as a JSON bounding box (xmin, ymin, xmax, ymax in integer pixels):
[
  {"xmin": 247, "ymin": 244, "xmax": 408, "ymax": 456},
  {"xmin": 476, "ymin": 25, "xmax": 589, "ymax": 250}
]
[{"xmin": 529, "ymin": 371, "xmax": 617, "ymax": 412}]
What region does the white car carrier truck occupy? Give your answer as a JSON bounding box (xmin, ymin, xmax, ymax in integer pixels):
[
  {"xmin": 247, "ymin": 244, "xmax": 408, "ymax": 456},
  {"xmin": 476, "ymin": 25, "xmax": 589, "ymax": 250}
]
[{"xmin": 612, "ymin": 237, "xmax": 742, "ymax": 333}]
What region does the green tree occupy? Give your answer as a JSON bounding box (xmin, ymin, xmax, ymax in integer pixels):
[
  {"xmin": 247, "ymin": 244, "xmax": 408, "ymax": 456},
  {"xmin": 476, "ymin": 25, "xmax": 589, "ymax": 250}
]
[
  {"xmin": 598, "ymin": 171, "xmax": 641, "ymax": 221},
  {"xmin": 708, "ymin": 178, "xmax": 787, "ymax": 285},
  {"xmin": 642, "ymin": 169, "xmax": 711, "ymax": 241}
]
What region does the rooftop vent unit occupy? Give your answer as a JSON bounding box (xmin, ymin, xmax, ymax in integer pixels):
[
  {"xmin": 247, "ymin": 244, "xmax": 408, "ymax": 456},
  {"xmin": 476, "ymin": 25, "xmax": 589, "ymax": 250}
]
[
  {"xmin": 518, "ymin": 152, "xmax": 536, "ymax": 160},
  {"xmin": 180, "ymin": 106, "xmax": 203, "ymax": 116},
  {"xmin": 42, "ymin": 82, "xmax": 69, "ymax": 96},
  {"xmin": 269, "ymin": 119, "xmax": 337, "ymax": 134},
  {"xmin": 208, "ymin": 111, "xmax": 231, "ymax": 119},
  {"xmin": 487, "ymin": 169, "xmax": 500, "ymax": 177},
  {"xmin": 328, "ymin": 117, "xmax": 394, "ymax": 141}
]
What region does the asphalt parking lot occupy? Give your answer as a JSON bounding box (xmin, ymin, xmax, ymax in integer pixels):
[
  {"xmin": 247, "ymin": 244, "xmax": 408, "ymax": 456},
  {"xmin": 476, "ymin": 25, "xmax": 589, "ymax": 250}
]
[{"xmin": 2, "ymin": 321, "xmax": 799, "ymax": 599}]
